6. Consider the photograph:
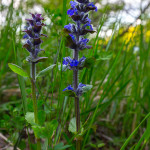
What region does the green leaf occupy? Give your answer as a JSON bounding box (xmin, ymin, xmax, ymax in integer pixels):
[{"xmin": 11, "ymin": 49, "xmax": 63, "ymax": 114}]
[
  {"xmin": 90, "ymin": 143, "xmax": 97, "ymax": 148},
  {"xmin": 84, "ymin": 57, "xmax": 96, "ymax": 68},
  {"xmin": 65, "ymin": 34, "xmax": 76, "ymax": 48},
  {"xmin": 45, "ymin": 120, "xmax": 58, "ymax": 138},
  {"xmin": 68, "ymin": 118, "xmax": 76, "ymax": 134},
  {"xmin": 98, "ymin": 51, "xmax": 113, "ymax": 60},
  {"xmin": 32, "ymin": 119, "xmax": 58, "ymax": 139},
  {"xmin": 63, "ymin": 90, "xmax": 77, "ymax": 97},
  {"xmin": 26, "ymin": 56, "xmax": 48, "ymax": 63},
  {"xmin": 120, "ymin": 112, "xmax": 150, "ymax": 150},
  {"xmin": 25, "ymin": 112, "xmax": 35, "ymax": 125},
  {"xmin": 82, "ymin": 85, "xmax": 93, "ymax": 93},
  {"xmin": 36, "ymin": 64, "xmax": 56, "ymax": 78},
  {"xmin": 42, "ymin": 139, "xmax": 48, "ymax": 150},
  {"xmin": 32, "ymin": 125, "xmax": 44, "ymax": 138},
  {"xmin": 54, "ymin": 142, "xmax": 71, "ymax": 150},
  {"xmin": 58, "ymin": 64, "xmax": 68, "ymax": 72},
  {"xmin": 38, "ymin": 110, "xmax": 46, "ymax": 126},
  {"xmin": 98, "ymin": 143, "xmax": 105, "ymax": 148},
  {"xmin": 8, "ymin": 63, "xmax": 29, "ymax": 77},
  {"xmin": 68, "ymin": 118, "xmax": 83, "ymax": 134}
]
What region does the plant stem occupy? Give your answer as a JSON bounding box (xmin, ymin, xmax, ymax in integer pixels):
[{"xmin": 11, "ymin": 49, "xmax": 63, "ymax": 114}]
[
  {"xmin": 75, "ymin": 96, "xmax": 80, "ymax": 150},
  {"xmin": 73, "ymin": 35, "xmax": 80, "ymax": 149},
  {"xmin": 31, "ymin": 62, "xmax": 41, "ymax": 150}
]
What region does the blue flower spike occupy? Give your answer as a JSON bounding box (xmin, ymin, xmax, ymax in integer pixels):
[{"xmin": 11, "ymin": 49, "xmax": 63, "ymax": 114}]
[
  {"xmin": 23, "ymin": 13, "xmax": 47, "ymax": 63},
  {"xmin": 64, "ymin": 0, "xmax": 97, "ymax": 51},
  {"xmin": 62, "ymin": 1, "xmax": 96, "ymax": 147}
]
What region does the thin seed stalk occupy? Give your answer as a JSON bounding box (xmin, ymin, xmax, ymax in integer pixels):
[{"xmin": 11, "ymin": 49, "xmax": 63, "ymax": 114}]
[
  {"xmin": 31, "ymin": 62, "xmax": 41, "ymax": 150},
  {"xmin": 73, "ymin": 34, "xmax": 81, "ymax": 150}
]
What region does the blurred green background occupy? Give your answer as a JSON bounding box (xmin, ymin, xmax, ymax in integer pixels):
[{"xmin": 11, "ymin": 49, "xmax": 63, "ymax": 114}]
[{"xmin": 0, "ymin": 0, "xmax": 150, "ymax": 149}]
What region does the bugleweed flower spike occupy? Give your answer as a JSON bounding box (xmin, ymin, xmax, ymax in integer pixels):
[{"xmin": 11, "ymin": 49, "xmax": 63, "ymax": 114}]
[
  {"xmin": 9, "ymin": 13, "xmax": 57, "ymax": 149},
  {"xmin": 9, "ymin": 13, "xmax": 48, "ymax": 150},
  {"xmin": 62, "ymin": 0, "xmax": 97, "ymax": 149},
  {"xmin": 23, "ymin": 13, "xmax": 47, "ymax": 150}
]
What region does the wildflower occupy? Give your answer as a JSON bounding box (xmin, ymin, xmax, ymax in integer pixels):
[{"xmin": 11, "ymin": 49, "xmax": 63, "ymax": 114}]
[
  {"xmin": 62, "ymin": 0, "xmax": 96, "ymax": 147},
  {"xmin": 63, "ymin": 83, "xmax": 86, "ymax": 96},
  {"xmin": 64, "ymin": 23, "xmax": 72, "ymax": 32},
  {"xmin": 67, "ymin": 1, "xmax": 78, "ymax": 16},
  {"xmin": 63, "ymin": 56, "xmax": 86, "ymax": 70},
  {"xmin": 63, "ymin": 85, "xmax": 74, "ymax": 91},
  {"xmin": 76, "ymin": 83, "xmax": 86, "ymax": 96},
  {"xmin": 23, "ymin": 13, "xmax": 47, "ymax": 63},
  {"xmin": 87, "ymin": 2, "xmax": 97, "ymax": 12}
]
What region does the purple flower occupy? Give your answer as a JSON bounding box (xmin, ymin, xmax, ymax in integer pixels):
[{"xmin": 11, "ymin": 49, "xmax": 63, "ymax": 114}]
[
  {"xmin": 78, "ymin": 83, "xmax": 86, "ymax": 88},
  {"xmin": 67, "ymin": 1, "xmax": 78, "ymax": 16},
  {"xmin": 64, "ymin": 23, "xmax": 72, "ymax": 32},
  {"xmin": 77, "ymin": 38, "xmax": 92, "ymax": 50},
  {"xmin": 70, "ymin": 1, "xmax": 77, "ymax": 8},
  {"xmin": 76, "ymin": 83, "xmax": 86, "ymax": 96},
  {"xmin": 63, "ymin": 83, "xmax": 86, "ymax": 96},
  {"xmin": 79, "ymin": 38, "xmax": 89, "ymax": 45},
  {"xmin": 63, "ymin": 59, "xmax": 68, "ymax": 65},
  {"xmin": 83, "ymin": 23, "xmax": 93, "ymax": 30},
  {"xmin": 69, "ymin": 34, "xmax": 76, "ymax": 42},
  {"xmin": 63, "ymin": 57, "xmax": 79, "ymax": 68},
  {"xmin": 63, "ymin": 57, "xmax": 71, "ymax": 65},
  {"xmin": 23, "ymin": 13, "xmax": 47, "ymax": 62},
  {"xmin": 23, "ymin": 34, "xmax": 28, "ymax": 39},
  {"xmin": 63, "ymin": 56, "xmax": 86, "ymax": 69},
  {"xmin": 86, "ymin": 18, "xmax": 91, "ymax": 24},
  {"xmin": 87, "ymin": 2, "xmax": 97, "ymax": 12},
  {"xmin": 63, "ymin": 85, "xmax": 74, "ymax": 91},
  {"xmin": 70, "ymin": 59, "xmax": 79, "ymax": 67},
  {"xmin": 76, "ymin": 0, "xmax": 89, "ymax": 3},
  {"xmin": 78, "ymin": 56, "xmax": 86, "ymax": 64},
  {"xmin": 67, "ymin": 9, "xmax": 75, "ymax": 16}
]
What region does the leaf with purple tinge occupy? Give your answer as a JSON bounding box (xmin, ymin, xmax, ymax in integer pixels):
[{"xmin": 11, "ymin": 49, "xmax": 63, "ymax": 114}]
[
  {"xmin": 65, "ymin": 34, "xmax": 77, "ymax": 49},
  {"xmin": 71, "ymin": 15, "xmax": 81, "ymax": 21},
  {"xmin": 23, "ymin": 43, "xmax": 32, "ymax": 52},
  {"xmin": 33, "ymin": 24, "xmax": 42, "ymax": 33},
  {"xmin": 81, "ymin": 29, "xmax": 96, "ymax": 35},
  {"xmin": 23, "ymin": 30, "xmax": 34, "ymax": 38},
  {"xmin": 33, "ymin": 38, "xmax": 43, "ymax": 45},
  {"xmin": 41, "ymin": 34, "xmax": 48, "ymax": 37}
]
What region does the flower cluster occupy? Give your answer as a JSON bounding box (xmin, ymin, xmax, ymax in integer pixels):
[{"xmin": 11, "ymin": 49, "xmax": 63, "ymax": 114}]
[
  {"xmin": 63, "ymin": 56, "xmax": 86, "ymax": 70},
  {"xmin": 23, "ymin": 13, "xmax": 47, "ymax": 63},
  {"xmin": 67, "ymin": 0, "xmax": 97, "ymax": 16},
  {"xmin": 63, "ymin": 83, "xmax": 86, "ymax": 96},
  {"xmin": 63, "ymin": 0, "xmax": 96, "ymax": 97},
  {"xmin": 64, "ymin": 0, "xmax": 97, "ymax": 51}
]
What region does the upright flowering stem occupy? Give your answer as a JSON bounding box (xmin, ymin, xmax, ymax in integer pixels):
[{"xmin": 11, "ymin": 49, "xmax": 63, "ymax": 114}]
[
  {"xmin": 31, "ymin": 63, "xmax": 37, "ymax": 122},
  {"xmin": 73, "ymin": 38, "xmax": 80, "ymax": 149},
  {"xmin": 31, "ymin": 63, "xmax": 41, "ymax": 150},
  {"xmin": 23, "ymin": 13, "xmax": 47, "ymax": 150},
  {"xmin": 62, "ymin": 1, "xmax": 97, "ymax": 149}
]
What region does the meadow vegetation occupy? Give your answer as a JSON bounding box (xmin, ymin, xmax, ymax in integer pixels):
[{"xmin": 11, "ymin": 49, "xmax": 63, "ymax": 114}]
[{"xmin": 0, "ymin": 0, "xmax": 150, "ymax": 149}]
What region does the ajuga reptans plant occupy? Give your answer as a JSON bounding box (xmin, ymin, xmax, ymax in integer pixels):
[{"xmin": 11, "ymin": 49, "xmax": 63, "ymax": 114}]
[
  {"xmin": 9, "ymin": 13, "xmax": 48, "ymax": 150},
  {"xmin": 23, "ymin": 13, "xmax": 48, "ymax": 150},
  {"xmin": 62, "ymin": 0, "xmax": 97, "ymax": 149}
]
